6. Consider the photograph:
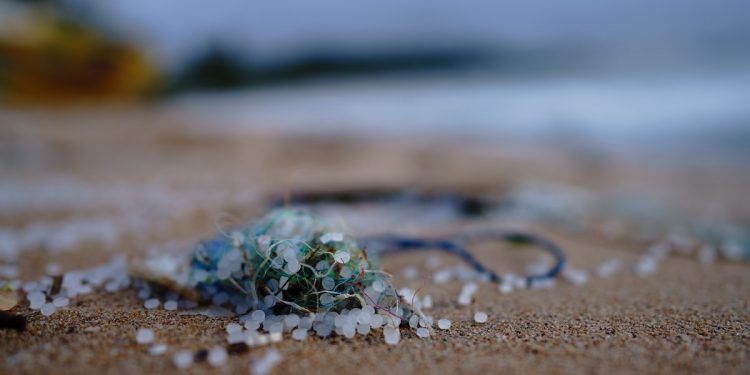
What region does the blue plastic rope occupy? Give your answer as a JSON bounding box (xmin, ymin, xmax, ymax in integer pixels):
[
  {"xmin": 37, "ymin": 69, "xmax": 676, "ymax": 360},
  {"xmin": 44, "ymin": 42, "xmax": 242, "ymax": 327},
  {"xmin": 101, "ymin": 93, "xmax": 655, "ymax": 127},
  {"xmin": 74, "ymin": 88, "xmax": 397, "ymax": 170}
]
[{"xmin": 362, "ymin": 230, "xmax": 566, "ymax": 287}]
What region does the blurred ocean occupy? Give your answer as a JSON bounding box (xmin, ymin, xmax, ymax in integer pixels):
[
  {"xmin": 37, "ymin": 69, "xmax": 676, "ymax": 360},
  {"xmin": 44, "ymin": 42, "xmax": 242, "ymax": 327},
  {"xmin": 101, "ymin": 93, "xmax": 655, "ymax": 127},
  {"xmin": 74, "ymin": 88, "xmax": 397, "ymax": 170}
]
[{"xmin": 172, "ymin": 70, "xmax": 750, "ymax": 167}]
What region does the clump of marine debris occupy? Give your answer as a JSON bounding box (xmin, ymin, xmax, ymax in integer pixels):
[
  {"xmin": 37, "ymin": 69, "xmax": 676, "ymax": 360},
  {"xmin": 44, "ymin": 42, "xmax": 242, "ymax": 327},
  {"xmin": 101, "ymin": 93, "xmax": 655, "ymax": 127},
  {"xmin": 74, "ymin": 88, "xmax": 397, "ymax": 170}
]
[{"xmin": 130, "ymin": 208, "xmax": 431, "ymax": 347}]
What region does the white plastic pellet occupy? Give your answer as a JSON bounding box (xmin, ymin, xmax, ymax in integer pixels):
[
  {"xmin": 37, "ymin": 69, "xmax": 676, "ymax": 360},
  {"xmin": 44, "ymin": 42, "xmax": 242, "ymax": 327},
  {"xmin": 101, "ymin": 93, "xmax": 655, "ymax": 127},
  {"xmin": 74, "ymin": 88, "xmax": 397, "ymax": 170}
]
[
  {"xmin": 370, "ymin": 314, "xmax": 384, "ymax": 328},
  {"xmin": 320, "ymin": 293, "xmax": 334, "ymax": 305},
  {"xmin": 634, "ymin": 256, "xmax": 659, "ymax": 277},
  {"xmin": 458, "ymin": 282, "xmax": 478, "ymax": 306},
  {"xmin": 357, "ymin": 323, "xmax": 370, "ymax": 335},
  {"xmin": 403, "ymin": 266, "xmax": 419, "ymax": 280},
  {"xmin": 172, "ymin": 350, "xmax": 193, "ymax": 369},
  {"xmin": 416, "ymin": 327, "xmax": 430, "ymax": 338},
  {"xmin": 251, "ymin": 349, "xmax": 283, "ymax": 375},
  {"xmin": 562, "ymin": 268, "xmax": 589, "ymax": 286},
  {"xmin": 284, "ymin": 314, "xmax": 300, "ymax": 329},
  {"xmin": 409, "ymin": 315, "xmax": 419, "ymax": 328},
  {"xmin": 251, "ymin": 310, "xmax": 266, "ymax": 322},
  {"xmin": 284, "ymin": 260, "xmax": 301, "ymax": 274},
  {"xmin": 437, "ymin": 319, "xmax": 451, "ymax": 330},
  {"xmin": 357, "ymin": 311, "xmax": 371, "ymax": 325},
  {"xmin": 267, "ymin": 322, "xmax": 283, "ymax": 335},
  {"xmin": 499, "ymin": 282, "xmax": 513, "ymax": 294},
  {"xmin": 29, "ymin": 293, "xmax": 45, "ymax": 310},
  {"xmin": 208, "ymin": 347, "xmax": 228, "ymax": 367},
  {"xmin": 333, "ymin": 251, "xmax": 350, "ymax": 264},
  {"xmin": 433, "ymin": 268, "xmax": 452, "ymax": 284},
  {"xmin": 245, "ymin": 320, "xmax": 261, "ymax": 331},
  {"xmin": 148, "ymin": 344, "xmax": 167, "ymax": 356},
  {"xmin": 40, "ymin": 303, "xmax": 56, "ymax": 316},
  {"xmin": 474, "ymin": 311, "xmax": 488, "ymax": 323},
  {"xmin": 457, "ymin": 294, "xmax": 472, "ymax": 306},
  {"xmin": 595, "ymin": 259, "xmax": 621, "ymax": 278},
  {"xmin": 164, "ymin": 300, "xmax": 178, "ymax": 311},
  {"xmin": 342, "ymin": 324, "xmax": 356, "ymax": 338},
  {"xmin": 383, "ymin": 326, "xmax": 400, "ymax": 345},
  {"xmin": 27, "ymin": 291, "xmax": 45, "ymax": 304},
  {"xmin": 52, "ymin": 297, "xmax": 70, "ymax": 307},
  {"xmin": 321, "ymin": 277, "xmax": 335, "ymax": 290},
  {"xmin": 291, "ymin": 328, "xmax": 307, "ymax": 341},
  {"xmin": 144, "ymin": 298, "xmax": 160, "ymax": 309},
  {"xmin": 269, "ymin": 332, "xmax": 283, "ymax": 343},
  {"xmin": 136, "ymin": 328, "xmax": 155, "ymax": 344},
  {"xmin": 226, "ymin": 322, "xmax": 243, "ymax": 334}
]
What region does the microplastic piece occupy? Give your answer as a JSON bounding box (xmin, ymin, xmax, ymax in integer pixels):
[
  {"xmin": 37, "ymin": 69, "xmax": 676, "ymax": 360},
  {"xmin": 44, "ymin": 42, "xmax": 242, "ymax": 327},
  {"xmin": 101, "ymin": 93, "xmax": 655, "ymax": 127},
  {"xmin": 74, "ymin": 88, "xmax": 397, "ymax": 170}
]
[
  {"xmin": 148, "ymin": 344, "xmax": 168, "ymax": 356},
  {"xmin": 437, "ymin": 319, "xmax": 451, "ymax": 330},
  {"xmin": 144, "ymin": 298, "xmax": 160, "ymax": 309},
  {"xmin": 136, "ymin": 328, "xmax": 155, "ymax": 344},
  {"xmin": 291, "ymin": 328, "xmax": 307, "ymax": 341},
  {"xmin": 173, "ymin": 350, "xmax": 193, "ymax": 369},
  {"xmin": 207, "ymin": 347, "xmax": 228, "ymax": 367},
  {"xmin": 40, "ymin": 303, "xmax": 56, "ymax": 316},
  {"xmin": 474, "ymin": 311, "xmax": 488, "ymax": 323},
  {"xmin": 383, "ymin": 327, "xmax": 400, "ymax": 345},
  {"xmin": 251, "ymin": 349, "xmax": 283, "ymax": 375},
  {"xmin": 164, "ymin": 300, "xmax": 178, "ymax": 311}
]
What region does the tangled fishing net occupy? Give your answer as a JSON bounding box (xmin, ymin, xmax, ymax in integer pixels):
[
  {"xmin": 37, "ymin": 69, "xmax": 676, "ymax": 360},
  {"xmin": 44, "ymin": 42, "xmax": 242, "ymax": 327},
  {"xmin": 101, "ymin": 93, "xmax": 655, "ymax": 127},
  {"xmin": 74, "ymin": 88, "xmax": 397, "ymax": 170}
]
[{"xmin": 187, "ymin": 208, "xmax": 418, "ymax": 321}]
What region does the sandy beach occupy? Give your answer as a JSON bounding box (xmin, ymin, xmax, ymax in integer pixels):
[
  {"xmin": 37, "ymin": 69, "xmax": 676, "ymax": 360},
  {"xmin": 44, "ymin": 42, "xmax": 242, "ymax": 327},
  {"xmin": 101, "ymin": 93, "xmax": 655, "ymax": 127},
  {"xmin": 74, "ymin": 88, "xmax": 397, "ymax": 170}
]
[{"xmin": 1, "ymin": 109, "xmax": 748, "ymax": 374}]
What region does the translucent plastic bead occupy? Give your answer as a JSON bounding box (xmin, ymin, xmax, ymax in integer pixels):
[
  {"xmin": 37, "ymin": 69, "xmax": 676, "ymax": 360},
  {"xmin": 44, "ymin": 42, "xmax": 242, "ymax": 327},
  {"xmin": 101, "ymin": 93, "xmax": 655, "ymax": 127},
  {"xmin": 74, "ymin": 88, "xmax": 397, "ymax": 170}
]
[
  {"xmin": 357, "ymin": 323, "xmax": 371, "ymax": 335},
  {"xmin": 172, "ymin": 350, "xmax": 193, "ymax": 369},
  {"xmin": 164, "ymin": 300, "xmax": 178, "ymax": 311},
  {"xmin": 320, "ymin": 293, "xmax": 334, "ymax": 305},
  {"xmin": 292, "ymin": 328, "xmax": 307, "ymax": 341},
  {"xmin": 40, "ymin": 303, "xmax": 56, "ymax": 316},
  {"xmin": 136, "ymin": 328, "xmax": 155, "ymax": 344},
  {"xmin": 226, "ymin": 322, "xmax": 243, "ymax": 334},
  {"xmin": 251, "ymin": 310, "xmax": 266, "ymax": 322},
  {"xmin": 208, "ymin": 347, "xmax": 228, "ymax": 367},
  {"xmin": 383, "ymin": 327, "xmax": 400, "ymax": 345},
  {"xmin": 148, "ymin": 344, "xmax": 167, "ymax": 356},
  {"xmin": 474, "ymin": 311, "xmax": 488, "ymax": 323},
  {"xmin": 322, "ymin": 277, "xmax": 335, "ymax": 290},
  {"xmin": 144, "ymin": 298, "xmax": 160, "ymax": 309},
  {"xmin": 438, "ymin": 319, "xmax": 451, "ymax": 330}
]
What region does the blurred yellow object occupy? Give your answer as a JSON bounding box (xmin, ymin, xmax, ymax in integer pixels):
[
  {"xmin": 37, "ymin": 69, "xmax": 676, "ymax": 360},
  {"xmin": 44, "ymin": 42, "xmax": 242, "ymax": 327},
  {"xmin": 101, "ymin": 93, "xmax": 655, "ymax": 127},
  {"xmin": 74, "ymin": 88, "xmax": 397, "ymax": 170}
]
[
  {"xmin": 0, "ymin": 8, "xmax": 158, "ymax": 105},
  {"xmin": 0, "ymin": 290, "xmax": 17, "ymax": 311}
]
